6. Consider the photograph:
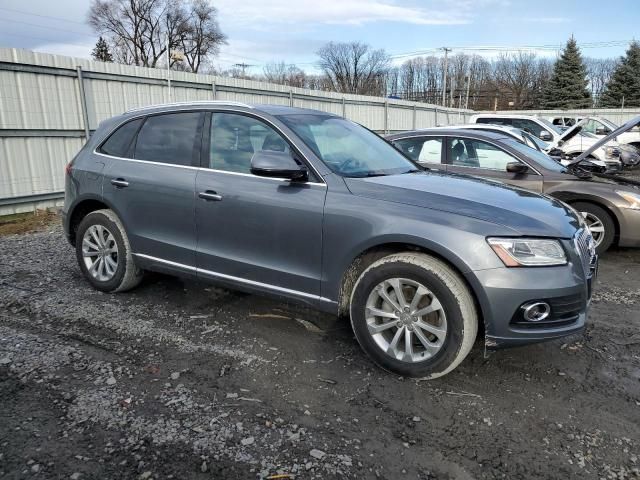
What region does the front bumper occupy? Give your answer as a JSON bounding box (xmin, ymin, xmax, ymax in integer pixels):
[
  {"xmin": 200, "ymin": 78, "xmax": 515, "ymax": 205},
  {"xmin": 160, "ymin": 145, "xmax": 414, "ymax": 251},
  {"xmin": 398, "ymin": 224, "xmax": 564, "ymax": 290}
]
[{"xmin": 466, "ymin": 238, "xmax": 596, "ymax": 349}]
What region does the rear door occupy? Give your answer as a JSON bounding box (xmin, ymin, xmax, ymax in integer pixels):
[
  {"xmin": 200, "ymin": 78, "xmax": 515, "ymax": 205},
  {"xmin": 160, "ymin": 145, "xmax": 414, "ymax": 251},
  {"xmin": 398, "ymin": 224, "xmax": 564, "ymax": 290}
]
[
  {"xmin": 194, "ymin": 111, "xmax": 326, "ymax": 297},
  {"xmin": 101, "ymin": 111, "xmax": 202, "ymax": 267},
  {"xmin": 444, "ymin": 136, "xmax": 544, "ymax": 192},
  {"xmin": 391, "ymin": 135, "xmax": 446, "ymax": 171}
]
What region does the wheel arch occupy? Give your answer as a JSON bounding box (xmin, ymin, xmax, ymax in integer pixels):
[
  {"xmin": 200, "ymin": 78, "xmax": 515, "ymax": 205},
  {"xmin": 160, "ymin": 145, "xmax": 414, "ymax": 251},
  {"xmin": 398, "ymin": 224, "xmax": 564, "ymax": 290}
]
[
  {"xmin": 551, "ymin": 192, "xmax": 621, "ymax": 241},
  {"xmin": 66, "ymin": 195, "xmax": 124, "ymax": 246},
  {"xmin": 336, "ymin": 238, "xmax": 487, "ymax": 337}
]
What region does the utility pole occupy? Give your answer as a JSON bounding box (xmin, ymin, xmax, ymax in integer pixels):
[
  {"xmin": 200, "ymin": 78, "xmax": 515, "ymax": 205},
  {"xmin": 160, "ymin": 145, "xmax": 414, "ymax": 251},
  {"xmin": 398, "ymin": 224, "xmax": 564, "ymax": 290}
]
[
  {"xmin": 464, "ymin": 74, "xmax": 471, "ymax": 110},
  {"xmin": 166, "ymin": 32, "xmax": 171, "ymax": 101},
  {"xmin": 440, "ymin": 47, "xmax": 451, "ymax": 107},
  {"xmin": 233, "ymin": 63, "xmax": 254, "ymax": 77}
]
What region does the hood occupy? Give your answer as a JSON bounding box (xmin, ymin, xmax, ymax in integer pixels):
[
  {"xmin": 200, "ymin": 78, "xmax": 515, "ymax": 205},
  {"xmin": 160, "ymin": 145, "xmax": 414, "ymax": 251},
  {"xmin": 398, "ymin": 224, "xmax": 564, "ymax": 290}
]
[
  {"xmin": 344, "ymin": 171, "xmax": 581, "ymax": 238},
  {"xmin": 571, "ymin": 115, "xmax": 640, "ymax": 164},
  {"xmin": 589, "ymin": 172, "xmax": 640, "ymax": 189}
]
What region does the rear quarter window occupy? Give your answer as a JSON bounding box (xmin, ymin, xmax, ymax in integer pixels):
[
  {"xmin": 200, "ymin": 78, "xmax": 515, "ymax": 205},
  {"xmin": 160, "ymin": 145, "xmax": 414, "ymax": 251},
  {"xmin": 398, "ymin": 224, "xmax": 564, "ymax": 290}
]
[{"xmin": 98, "ymin": 118, "xmax": 143, "ymax": 158}]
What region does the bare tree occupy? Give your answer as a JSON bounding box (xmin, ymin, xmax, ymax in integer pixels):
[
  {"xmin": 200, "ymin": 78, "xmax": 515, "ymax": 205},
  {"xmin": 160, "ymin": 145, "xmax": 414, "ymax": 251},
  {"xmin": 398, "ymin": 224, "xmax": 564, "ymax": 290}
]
[
  {"xmin": 585, "ymin": 57, "xmax": 619, "ymax": 106},
  {"xmin": 316, "ymin": 42, "xmax": 390, "ymax": 95},
  {"xmin": 490, "ymin": 52, "xmax": 541, "ymax": 109},
  {"xmin": 262, "ymin": 62, "xmax": 307, "ymax": 88},
  {"xmin": 87, "ymin": 0, "xmax": 226, "ymax": 72},
  {"xmin": 178, "ymin": 0, "xmax": 226, "ymax": 72}
]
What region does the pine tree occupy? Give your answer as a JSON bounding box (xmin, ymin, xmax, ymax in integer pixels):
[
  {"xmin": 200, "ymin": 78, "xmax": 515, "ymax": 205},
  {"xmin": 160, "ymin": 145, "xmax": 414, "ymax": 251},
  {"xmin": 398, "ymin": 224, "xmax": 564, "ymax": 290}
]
[
  {"xmin": 599, "ymin": 41, "xmax": 640, "ymax": 108},
  {"xmin": 541, "ymin": 37, "xmax": 592, "ymax": 109},
  {"xmin": 91, "ymin": 37, "xmax": 113, "ymax": 63}
]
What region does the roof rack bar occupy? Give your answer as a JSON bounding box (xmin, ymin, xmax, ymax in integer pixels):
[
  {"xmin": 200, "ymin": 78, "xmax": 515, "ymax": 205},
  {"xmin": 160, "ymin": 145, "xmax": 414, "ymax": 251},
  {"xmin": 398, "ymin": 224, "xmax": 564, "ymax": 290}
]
[{"xmin": 124, "ymin": 100, "xmax": 253, "ymax": 114}]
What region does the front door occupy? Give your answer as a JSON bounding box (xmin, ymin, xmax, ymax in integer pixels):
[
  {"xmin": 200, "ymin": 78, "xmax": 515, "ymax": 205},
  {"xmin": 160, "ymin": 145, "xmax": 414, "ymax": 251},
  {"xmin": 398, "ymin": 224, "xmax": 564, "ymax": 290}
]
[
  {"xmin": 195, "ymin": 112, "xmax": 326, "ymax": 297},
  {"xmin": 101, "ymin": 112, "xmax": 203, "ymax": 267},
  {"xmin": 445, "ymin": 136, "xmax": 544, "ymax": 192}
]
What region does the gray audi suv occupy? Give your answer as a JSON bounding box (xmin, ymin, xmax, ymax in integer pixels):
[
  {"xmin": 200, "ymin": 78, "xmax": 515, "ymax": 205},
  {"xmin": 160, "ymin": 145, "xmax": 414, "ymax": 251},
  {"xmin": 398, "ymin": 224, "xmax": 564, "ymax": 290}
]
[{"xmin": 63, "ymin": 102, "xmax": 597, "ymax": 378}]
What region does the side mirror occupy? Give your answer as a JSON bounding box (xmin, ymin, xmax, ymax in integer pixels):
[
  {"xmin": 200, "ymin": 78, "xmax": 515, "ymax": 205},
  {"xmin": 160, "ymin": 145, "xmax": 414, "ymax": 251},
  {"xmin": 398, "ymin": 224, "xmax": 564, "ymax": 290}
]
[
  {"xmin": 250, "ymin": 150, "xmax": 308, "ymax": 181},
  {"xmin": 539, "ymin": 131, "xmax": 553, "ymax": 142},
  {"xmin": 506, "ymin": 162, "xmax": 529, "ymax": 174},
  {"xmin": 595, "ymin": 127, "xmax": 609, "ymax": 136}
]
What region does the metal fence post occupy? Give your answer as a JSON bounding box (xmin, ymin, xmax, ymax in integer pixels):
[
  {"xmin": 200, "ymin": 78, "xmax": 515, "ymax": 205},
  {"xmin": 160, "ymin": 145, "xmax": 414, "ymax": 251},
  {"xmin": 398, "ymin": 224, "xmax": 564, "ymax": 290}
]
[
  {"xmin": 289, "ymin": 90, "xmax": 294, "ymax": 107},
  {"xmin": 212, "ymin": 81, "xmax": 217, "ymax": 100},
  {"xmin": 76, "ymin": 66, "xmax": 90, "ymax": 140},
  {"xmin": 342, "ymin": 97, "xmax": 346, "ymax": 118},
  {"xmin": 412, "ymin": 104, "xmax": 417, "ymax": 130},
  {"xmin": 384, "ymin": 100, "xmax": 389, "ymax": 134}
]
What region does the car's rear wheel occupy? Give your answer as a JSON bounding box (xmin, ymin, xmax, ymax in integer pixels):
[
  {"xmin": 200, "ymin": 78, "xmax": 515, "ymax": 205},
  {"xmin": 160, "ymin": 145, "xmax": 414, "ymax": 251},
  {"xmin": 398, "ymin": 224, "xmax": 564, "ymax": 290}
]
[
  {"xmin": 349, "ymin": 252, "xmax": 478, "ymax": 378},
  {"xmin": 572, "ymin": 202, "xmax": 615, "ymax": 254},
  {"xmin": 75, "ymin": 209, "xmax": 143, "ymax": 292}
]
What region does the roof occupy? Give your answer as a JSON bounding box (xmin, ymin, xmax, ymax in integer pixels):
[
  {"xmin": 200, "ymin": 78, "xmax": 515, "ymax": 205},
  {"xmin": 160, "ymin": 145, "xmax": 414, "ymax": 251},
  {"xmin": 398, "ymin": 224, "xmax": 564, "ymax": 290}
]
[
  {"xmin": 386, "ymin": 128, "xmax": 512, "ymax": 142},
  {"xmin": 122, "ymin": 101, "xmax": 335, "ymax": 117}
]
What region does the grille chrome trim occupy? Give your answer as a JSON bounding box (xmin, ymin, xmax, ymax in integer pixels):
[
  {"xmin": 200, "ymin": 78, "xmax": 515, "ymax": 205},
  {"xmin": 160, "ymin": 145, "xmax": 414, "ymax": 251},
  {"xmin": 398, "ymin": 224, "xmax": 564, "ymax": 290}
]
[{"xmin": 574, "ymin": 228, "xmax": 597, "ymax": 279}]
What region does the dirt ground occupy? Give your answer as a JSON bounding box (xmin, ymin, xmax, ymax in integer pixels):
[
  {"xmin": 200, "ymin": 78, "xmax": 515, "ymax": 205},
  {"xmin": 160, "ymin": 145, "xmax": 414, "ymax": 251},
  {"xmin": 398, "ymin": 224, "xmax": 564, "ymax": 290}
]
[{"xmin": 0, "ymin": 219, "xmax": 639, "ymax": 480}]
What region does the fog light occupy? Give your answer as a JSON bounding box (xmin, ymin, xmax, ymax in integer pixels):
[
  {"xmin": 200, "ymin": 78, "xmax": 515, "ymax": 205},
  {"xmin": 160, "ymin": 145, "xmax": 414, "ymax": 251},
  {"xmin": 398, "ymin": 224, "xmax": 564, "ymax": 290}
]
[{"xmin": 521, "ymin": 302, "xmax": 551, "ymax": 322}]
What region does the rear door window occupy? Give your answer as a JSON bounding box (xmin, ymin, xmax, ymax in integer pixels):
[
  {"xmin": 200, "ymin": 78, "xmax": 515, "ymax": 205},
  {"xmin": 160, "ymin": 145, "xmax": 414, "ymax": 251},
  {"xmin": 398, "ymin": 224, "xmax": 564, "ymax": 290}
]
[
  {"xmin": 134, "ymin": 112, "xmax": 202, "ymax": 166},
  {"xmin": 99, "ymin": 118, "xmax": 143, "ymax": 158},
  {"xmin": 393, "ymin": 137, "xmax": 443, "ymax": 164}
]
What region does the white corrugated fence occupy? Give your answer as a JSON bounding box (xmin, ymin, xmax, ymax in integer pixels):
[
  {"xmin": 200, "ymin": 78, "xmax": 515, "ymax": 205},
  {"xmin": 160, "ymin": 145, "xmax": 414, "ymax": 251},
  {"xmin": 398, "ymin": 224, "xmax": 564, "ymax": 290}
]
[{"xmin": 1, "ymin": 47, "xmax": 639, "ymax": 215}]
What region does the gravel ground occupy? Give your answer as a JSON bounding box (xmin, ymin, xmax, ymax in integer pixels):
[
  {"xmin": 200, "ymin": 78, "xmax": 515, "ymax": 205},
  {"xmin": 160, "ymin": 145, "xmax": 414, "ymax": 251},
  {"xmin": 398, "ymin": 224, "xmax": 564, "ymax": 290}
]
[{"xmin": 1, "ymin": 221, "xmax": 639, "ymax": 479}]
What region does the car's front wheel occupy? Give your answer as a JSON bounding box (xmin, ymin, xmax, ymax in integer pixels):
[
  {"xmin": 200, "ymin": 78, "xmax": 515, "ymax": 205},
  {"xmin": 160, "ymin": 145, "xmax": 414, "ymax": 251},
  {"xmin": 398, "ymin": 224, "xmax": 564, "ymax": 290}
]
[
  {"xmin": 75, "ymin": 209, "xmax": 143, "ymax": 292},
  {"xmin": 349, "ymin": 252, "xmax": 478, "ymax": 378},
  {"xmin": 572, "ymin": 202, "xmax": 615, "ymax": 254}
]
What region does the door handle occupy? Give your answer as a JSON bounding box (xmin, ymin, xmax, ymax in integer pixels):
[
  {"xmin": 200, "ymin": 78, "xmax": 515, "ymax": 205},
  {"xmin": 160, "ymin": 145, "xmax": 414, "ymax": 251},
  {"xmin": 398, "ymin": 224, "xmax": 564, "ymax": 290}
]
[
  {"xmin": 110, "ymin": 178, "xmax": 129, "ymax": 188},
  {"xmin": 198, "ymin": 191, "xmax": 223, "ymax": 201}
]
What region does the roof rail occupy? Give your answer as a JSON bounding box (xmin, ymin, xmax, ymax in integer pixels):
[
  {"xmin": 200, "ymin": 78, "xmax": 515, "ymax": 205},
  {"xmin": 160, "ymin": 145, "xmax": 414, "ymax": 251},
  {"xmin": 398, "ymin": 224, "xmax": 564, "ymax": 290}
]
[{"xmin": 124, "ymin": 100, "xmax": 253, "ymax": 114}]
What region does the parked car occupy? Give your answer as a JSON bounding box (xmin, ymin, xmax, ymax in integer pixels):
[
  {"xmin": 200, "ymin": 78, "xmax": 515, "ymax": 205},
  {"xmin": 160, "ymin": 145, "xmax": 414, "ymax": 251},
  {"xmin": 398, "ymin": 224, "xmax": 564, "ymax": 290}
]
[
  {"xmin": 437, "ymin": 123, "xmax": 619, "ymax": 173},
  {"xmin": 548, "ymin": 116, "xmax": 583, "ymax": 130},
  {"xmin": 64, "ymin": 101, "xmax": 596, "ymax": 378},
  {"xmin": 469, "ymin": 114, "xmax": 624, "ymax": 171},
  {"xmin": 388, "ymin": 116, "xmax": 640, "ymax": 253},
  {"xmin": 555, "ymin": 118, "xmax": 640, "ymax": 169},
  {"xmin": 550, "ymin": 115, "xmax": 640, "ymax": 149}
]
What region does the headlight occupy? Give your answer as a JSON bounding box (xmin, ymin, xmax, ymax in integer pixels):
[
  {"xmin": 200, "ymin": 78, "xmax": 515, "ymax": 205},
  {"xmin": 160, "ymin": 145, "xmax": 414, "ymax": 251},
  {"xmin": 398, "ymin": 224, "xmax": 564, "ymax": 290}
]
[
  {"xmin": 616, "ymin": 190, "xmax": 640, "ymax": 209},
  {"xmin": 605, "ymin": 146, "xmax": 620, "ymax": 158},
  {"xmin": 487, "ymin": 238, "xmax": 567, "ymax": 267}
]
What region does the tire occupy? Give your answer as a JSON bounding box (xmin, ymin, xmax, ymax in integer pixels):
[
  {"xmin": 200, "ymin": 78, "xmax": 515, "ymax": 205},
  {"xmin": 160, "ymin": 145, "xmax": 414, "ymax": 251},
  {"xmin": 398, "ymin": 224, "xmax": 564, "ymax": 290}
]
[
  {"xmin": 572, "ymin": 202, "xmax": 615, "ymax": 254},
  {"xmin": 75, "ymin": 209, "xmax": 143, "ymax": 292},
  {"xmin": 349, "ymin": 252, "xmax": 478, "ymax": 379}
]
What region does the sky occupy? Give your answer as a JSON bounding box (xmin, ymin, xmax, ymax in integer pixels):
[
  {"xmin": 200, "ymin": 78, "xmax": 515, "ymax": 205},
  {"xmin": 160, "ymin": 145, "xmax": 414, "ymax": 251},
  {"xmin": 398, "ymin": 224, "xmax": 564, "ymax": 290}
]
[{"xmin": 0, "ymin": 0, "xmax": 638, "ymax": 74}]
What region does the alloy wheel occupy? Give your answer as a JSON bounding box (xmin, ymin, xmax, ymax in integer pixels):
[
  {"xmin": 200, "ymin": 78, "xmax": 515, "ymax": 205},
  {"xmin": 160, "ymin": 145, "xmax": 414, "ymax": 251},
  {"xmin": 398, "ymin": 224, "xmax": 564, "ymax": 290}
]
[
  {"xmin": 365, "ymin": 278, "xmax": 447, "ymax": 363},
  {"xmin": 82, "ymin": 224, "xmax": 119, "ymax": 282},
  {"xmin": 581, "ymin": 212, "xmax": 605, "ymax": 247}
]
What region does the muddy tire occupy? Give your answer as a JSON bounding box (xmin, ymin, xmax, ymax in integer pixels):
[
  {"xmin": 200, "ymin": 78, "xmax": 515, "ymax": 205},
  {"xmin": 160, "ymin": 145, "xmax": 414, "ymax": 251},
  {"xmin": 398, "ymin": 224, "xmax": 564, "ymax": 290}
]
[
  {"xmin": 349, "ymin": 252, "xmax": 477, "ymax": 379},
  {"xmin": 75, "ymin": 209, "xmax": 143, "ymax": 293}
]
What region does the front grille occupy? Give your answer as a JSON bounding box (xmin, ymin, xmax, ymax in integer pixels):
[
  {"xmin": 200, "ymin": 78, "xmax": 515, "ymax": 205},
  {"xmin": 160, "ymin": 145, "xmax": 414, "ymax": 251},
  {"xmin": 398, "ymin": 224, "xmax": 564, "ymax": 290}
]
[{"xmin": 574, "ymin": 228, "xmax": 597, "ymax": 279}]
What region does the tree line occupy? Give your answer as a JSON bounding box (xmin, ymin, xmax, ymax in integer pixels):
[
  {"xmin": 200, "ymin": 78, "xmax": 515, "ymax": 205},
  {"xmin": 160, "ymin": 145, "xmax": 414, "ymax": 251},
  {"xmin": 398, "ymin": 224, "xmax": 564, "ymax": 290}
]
[{"xmin": 88, "ymin": 1, "xmax": 640, "ymax": 110}]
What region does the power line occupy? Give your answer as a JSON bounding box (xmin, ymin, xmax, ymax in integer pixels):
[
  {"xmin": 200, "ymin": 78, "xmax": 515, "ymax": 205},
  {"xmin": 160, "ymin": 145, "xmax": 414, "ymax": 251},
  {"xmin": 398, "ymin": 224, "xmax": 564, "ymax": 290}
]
[
  {"xmin": 0, "ymin": 17, "xmax": 94, "ymax": 37},
  {"xmin": 0, "ymin": 6, "xmax": 89, "ymax": 26},
  {"xmin": 390, "ymin": 40, "xmax": 634, "ymax": 60}
]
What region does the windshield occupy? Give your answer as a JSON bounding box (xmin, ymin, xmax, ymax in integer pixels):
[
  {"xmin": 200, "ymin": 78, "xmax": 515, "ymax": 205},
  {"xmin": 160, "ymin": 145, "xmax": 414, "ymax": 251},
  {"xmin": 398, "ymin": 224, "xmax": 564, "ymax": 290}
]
[
  {"xmin": 277, "ymin": 114, "xmax": 418, "ymax": 177},
  {"xmin": 537, "ymin": 117, "xmax": 563, "ymax": 134},
  {"xmin": 521, "ymin": 131, "xmax": 548, "ymax": 150},
  {"xmin": 503, "ymin": 139, "xmax": 567, "ymax": 173},
  {"xmin": 598, "ymin": 117, "xmax": 618, "ymax": 129}
]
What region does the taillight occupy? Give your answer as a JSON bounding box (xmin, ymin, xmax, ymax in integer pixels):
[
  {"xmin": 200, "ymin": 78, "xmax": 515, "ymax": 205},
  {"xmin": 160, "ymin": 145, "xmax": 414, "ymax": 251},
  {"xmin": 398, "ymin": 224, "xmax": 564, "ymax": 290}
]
[{"xmin": 65, "ymin": 163, "xmax": 73, "ymax": 176}]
